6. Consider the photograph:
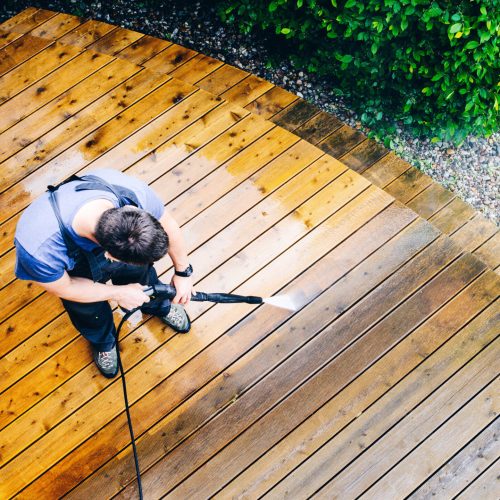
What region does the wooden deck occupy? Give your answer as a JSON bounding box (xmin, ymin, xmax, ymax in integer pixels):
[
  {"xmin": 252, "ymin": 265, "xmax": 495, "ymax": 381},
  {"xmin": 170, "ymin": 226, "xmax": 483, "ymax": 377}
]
[{"xmin": 0, "ymin": 8, "xmax": 499, "ymax": 499}]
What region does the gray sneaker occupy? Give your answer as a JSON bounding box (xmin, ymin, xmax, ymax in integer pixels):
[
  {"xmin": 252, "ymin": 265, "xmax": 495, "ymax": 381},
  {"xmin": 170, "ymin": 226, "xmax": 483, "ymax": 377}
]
[
  {"xmin": 92, "ymin": 344, "xmax": 119, "ymax": 378},
  {"xmin": 160, "ymin": 303, "xmax": 191, "ymax": 333}
]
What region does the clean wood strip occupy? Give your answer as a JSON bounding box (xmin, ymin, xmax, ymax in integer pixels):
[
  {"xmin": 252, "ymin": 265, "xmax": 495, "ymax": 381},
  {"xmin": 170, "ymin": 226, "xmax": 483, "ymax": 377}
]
[
  {"xmin": 38, "ymin": 186, "xmax": 402, "ymax": 498},
  {"xmin": 293, "ymin": 111, "xmax": 343, "ymax": 145},
  {"xmin": 358, "ymin": 377, "xmax": 499, "ymax": 499},
  {"xmin": 196, "ymin": 64, "xmax": 249, "ymax": 95},
  {"xmin": 455, "ymin": 458, "xmax": 500, "ymax": 500},
  {"xmin": 0, "ymin": 69, "xmax": 176, "ymax": 220},
  {"xmin": 57, "ymin": 19, "xmax": 116, "ymax": 47},
  {"xmin": 142, "ymin": 43, "xmax": 198, "ymax": 73},
  {"xmin": 114, "ymin": 35, "xmax": 171, "ymax": 65},
  {"xmin": 218, "ymin": 275, "xmax": 499, "ymax": 499},
  {"xmin": 168, "ymin": 53, "xmax": 224, "ymax": 84},
  {"xmin": 473, "ymin": 231, "xmax": 500, "ymax": 269},
  {"xmin": 409, "ymin": 418, "xmax": 500, "ymax": 499},
  {"xmin": 317, "ymin": 124, "xmax": 366, "ymax": 158},
  {"xmin": 120, "ymin": 238, "xmax": 482, "ymax": 498},
  {"xmin": 219, "ymin": 74, "xmax": 274, "ymax": 108},
  {"xmin": 0, "ymin": 180, "xmax": 390, "ymax": 498},
  {"xmin": 245, "ymin": 85, "xmax": 298, "ymax": 119},
  {"xmin": 28, "ymin": 12, "xmax": 85, "ymax": 41},
  {"xmin": 0, "ymin": 49, "xmax": 115, "ymax": 136},
  {"xmin": 316, "ymin": 341, "xmax": 498, "ymax": 499},
  {"xmin": 0, "ymin": 41, "xmax": 84, "ymax": 108}
]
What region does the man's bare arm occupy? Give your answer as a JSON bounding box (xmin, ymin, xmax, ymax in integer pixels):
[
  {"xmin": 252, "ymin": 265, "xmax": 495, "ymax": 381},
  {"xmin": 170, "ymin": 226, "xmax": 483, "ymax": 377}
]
[{"xmin": 39, "ymin": 271, "xmax": 150, "ymax": 310}]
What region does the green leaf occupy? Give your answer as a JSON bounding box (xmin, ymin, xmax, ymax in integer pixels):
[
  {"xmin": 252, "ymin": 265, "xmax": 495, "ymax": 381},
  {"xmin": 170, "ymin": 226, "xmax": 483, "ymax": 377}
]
[
  {"xmin": 450, "ymin": 23, "xmax": 462, "ymax": 34},
  {"xmin": 269, "ymin": 2, "xmax": 278, "ymax": 12},
  {"xmin": 281, "ymin": 28, "xmax": 291, "ymax": 34},
  {"xmin": 345, "ymin": 0, "xmax": 356, "ymax": 8},
  {"xmin": 464, "ymin": 41, "xmax": 479, "ymax": 50},
  {"xmin": 371, "ymin": 43, "xmax": 378, "ymax": 55},
  {"xmin": 331, "ymin": 0, "xmax": 337, "ymax": 7},
  {"xmin": 451, "ymin": 13, "xmax": 461, "ymax": 22},
  {"xmin": 297, "ymin": 0, "xmax": 303, "ymax": 7}
]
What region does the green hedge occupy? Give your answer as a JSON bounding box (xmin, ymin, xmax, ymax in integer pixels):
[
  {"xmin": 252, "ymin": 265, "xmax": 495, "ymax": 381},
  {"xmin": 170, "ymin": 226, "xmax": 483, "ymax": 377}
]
[{"xmin": 219, "ymin": 0, "xmax": 499, "ymax": 143}]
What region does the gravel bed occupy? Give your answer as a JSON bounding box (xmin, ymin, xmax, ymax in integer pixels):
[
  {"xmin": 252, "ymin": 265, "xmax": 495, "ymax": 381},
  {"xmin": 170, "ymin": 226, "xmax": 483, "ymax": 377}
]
[{"xmin": 2, "ymin": 0, "xmax": 498, "ymax": 225}]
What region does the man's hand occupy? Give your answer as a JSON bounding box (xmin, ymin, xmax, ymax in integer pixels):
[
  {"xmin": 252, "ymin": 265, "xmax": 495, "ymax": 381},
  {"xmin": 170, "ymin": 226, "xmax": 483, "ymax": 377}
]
[
  {"xmin": 171, "ymin": 274, "xmax": 194, "ymax": 305},
  {"xmin": 112, "ymin": 283, "xmax": 151, "ymax": 310}
]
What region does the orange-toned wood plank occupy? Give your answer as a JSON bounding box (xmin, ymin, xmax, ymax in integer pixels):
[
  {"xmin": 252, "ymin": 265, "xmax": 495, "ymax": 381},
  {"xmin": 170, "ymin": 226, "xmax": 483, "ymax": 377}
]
[
  {"xmin": 245, "ymin": 85, "xmax": 298, "ymax": 119},
  {"xmin": 0, "ymin": 8, "xmax": 56, "ymax": 35},
  {"xmin": 114, "ymin": 35, "xmax": 171, "ymax": 65},
  {"xmin": 86, "ymin": 27, "xmax": 143, "ymax": 56},
  {"xmin": 0, "ymin": 30, "xmax": 22, "ymax": 51},
  {"xmin": 0, "ymin": 49, "xmax": 115, "ymax": 136},
  {"xmin": 196, "ymin": 64, "xmax": 249, "ymax": 95},
  {"xmin": 57, "ymin": 19, "xmax": 116, "ymax": 47},
  {"xmin": 218, "ymin": 272, "xmax": 499, "ymax": 498},
  {"xmin": 219, "ymin": 74, "xmax": 274, "ymax": 108},
  {"xmin": 0, "ymin": 8, "xmax": 40, "ymax": 32},
  {"xmin": 142, "ymin": 43, "xmax": 198, "ymax": 73},
  {"xmin": 28, "ymin": 12, "xmax": 85, "ymax": 40},
  {"xmin": 410, "ymin": 419, "xmax": 500, "ymax": 499},
  {"xmin": 168, "ymin": 53, "xmax": 223, "ymax": 84},
  {"xmin": 0, "ymin": 41, "xmax": 84, "ymax": 104}
]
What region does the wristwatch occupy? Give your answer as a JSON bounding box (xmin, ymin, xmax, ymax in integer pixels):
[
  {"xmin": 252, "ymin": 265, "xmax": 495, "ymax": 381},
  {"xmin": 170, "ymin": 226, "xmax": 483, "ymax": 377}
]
[{"xmin": 174, "ymin": 263, "xmax": 193, "ymax": 277}]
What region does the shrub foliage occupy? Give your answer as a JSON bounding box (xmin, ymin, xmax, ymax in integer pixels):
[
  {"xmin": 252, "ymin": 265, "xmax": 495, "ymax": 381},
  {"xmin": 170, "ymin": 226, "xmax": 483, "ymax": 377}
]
[{"xmin": 220, "ymin": 0, "xmax": 499, "ymax": 142}]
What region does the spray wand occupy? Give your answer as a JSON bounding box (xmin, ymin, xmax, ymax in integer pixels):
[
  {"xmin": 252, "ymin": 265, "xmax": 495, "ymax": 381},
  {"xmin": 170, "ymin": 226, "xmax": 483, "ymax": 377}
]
[{"xmin": 116, "ymin": 284, "xmax": 296, "ymax": 499}]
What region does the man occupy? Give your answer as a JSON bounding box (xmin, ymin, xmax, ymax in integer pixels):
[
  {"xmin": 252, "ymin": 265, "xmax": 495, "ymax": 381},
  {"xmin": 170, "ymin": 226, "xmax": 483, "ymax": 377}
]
[{"xmin": 14, "ymin": 168, "xmax": 194, "ymax": 378}]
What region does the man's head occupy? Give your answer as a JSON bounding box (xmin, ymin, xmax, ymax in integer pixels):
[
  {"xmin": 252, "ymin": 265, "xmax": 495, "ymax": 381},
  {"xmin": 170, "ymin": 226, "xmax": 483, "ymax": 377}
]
[{"xmin": 95, "ymin": 206, "xmax": 168, "ymax": 265}]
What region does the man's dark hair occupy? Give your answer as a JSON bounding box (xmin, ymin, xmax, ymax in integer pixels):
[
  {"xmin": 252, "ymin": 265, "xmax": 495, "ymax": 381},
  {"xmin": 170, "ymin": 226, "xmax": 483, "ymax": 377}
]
[{"xmin": 95, "ymin": 207, "xmax": 168, "ymax": 265}]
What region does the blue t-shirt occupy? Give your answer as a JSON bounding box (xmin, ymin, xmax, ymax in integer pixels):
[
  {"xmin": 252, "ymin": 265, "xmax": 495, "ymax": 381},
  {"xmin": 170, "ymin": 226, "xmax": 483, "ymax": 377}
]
[{"xmin": 14, "ymin": 169, "xmax": 165, "ymax": 283}]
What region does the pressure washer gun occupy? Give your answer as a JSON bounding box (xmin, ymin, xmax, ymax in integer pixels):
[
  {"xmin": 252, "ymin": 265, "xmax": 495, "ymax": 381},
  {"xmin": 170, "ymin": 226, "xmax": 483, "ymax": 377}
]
[{"xmin": 143, "ymin": 283, "xmax": 264, "ymax": 305}]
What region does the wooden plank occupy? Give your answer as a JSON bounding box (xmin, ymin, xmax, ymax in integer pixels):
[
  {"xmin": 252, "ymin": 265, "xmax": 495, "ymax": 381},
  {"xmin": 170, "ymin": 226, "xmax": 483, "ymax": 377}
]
[
  {"xmin": 0, "ymin": 69, "xmax": 176, "ymax": 220},
  {"xmin": 428, "ymin": 196, "xmax": 476, "ymax": 234},
  {"xmin": 359, "ymin": 377, "xmax": 499, "ymax": 499},
  {"xmin": 0, "ymin": 30, "xmax": 22, "ymax": 51},
  {"xmin": 271, "ymin": 98, "xmax": 318, "ymax": 131},
  {"xmin": 114, "ymin": 35, "xmax": 171, "ymax": 65},
  {"xmin": 142, "ymin": 43, "xmax": 198, "ymax": 73},
  {"xmin": 409, "ymin": 419, "xmax": 500, "ymax": 499},
  {"xmin": 169, "ymin": 53, "xmax": 224, "ymax": 85},
  {"xmin": 86, "ymin": 27, "xmax": 144, "ymax": 56},
  {"xmin": 0, "ymin": 49, "xmax": 115, "ymax": 136},
  {"xmin": 455, "ymin": 459, "xmax": 500, "ymax": 500},
  {"xmin": 244, "ymin": 85, "xmax": 298, "ymax": 119},
  {"xmin": 219, "ymin": 74, "xmax": 274, "ymax": 108},
  {"xmin": 118, "ymin": 240, "xmax": 483, "ymax": 498},
  {"xmin": 29, "ymin": 12, "xmax": 85, "ymax": 41},
  {"xmin": 293, "ymin": 111, "xmax": 343, "ymax": 145},
  {"xmin": 196, "ymin": 64, "xmax": 249, "ymax": 96},
  {"xmin": 0, "ymin": 177, "xmax": 389, "ymax": 498},
  {"xmin": 406, "ymin": 181, "xmax": 456, "ymax": 220},
  {"xmin": 0, "ymin": 35, "xmax": 57, "ymax": 77},
  {"xmin": 57, "ymin": 19, "xmax": 116, "ymax": 47},
  {"xmin": 218, "ymin": 274, "xmax": 500, "ymax": 498},
  {"xmin": 0, "ymin": 249, "xmax": 15, "ymax": 288},
  {"xmin": 315, "ymin": 344, "xmax": 498, "ymax": 499},
  {"xmin": 317, "ymin": 124, "xmax": 366, "ymax": 158},
  {"xmin": 340, "ymin": 138, "xmax": 389, "ymax": 174},
  {"xmin": 362, "ymin": 152, "xmax": 411, "ymax": 188},
  {"xmin": 473, "ymin": 231, "xmax": 500, "ymax": 269},
  {"xmin": 33, "ymin": 185, "xmax": 400, "ymax": 500},
  {"xmin": 0, "ymin": 41, "xmax": 84, "ymax": 105},
  {"xmin": 384, "ymin": 167, "xmax": 433, "ymax": 204},
  {"xmin": 451, "ymin": 213, "xmax": 499, "ymax": 253},
  {"xmin": 0, "ymin": 8, "xmax": 56, "ymax": 35}
]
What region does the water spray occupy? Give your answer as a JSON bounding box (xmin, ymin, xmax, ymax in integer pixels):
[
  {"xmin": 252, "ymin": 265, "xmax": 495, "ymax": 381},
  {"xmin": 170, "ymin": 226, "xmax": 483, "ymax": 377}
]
[{"xmin": 116, "ymin": 283, "xmax": 297, "ymax": 499}]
